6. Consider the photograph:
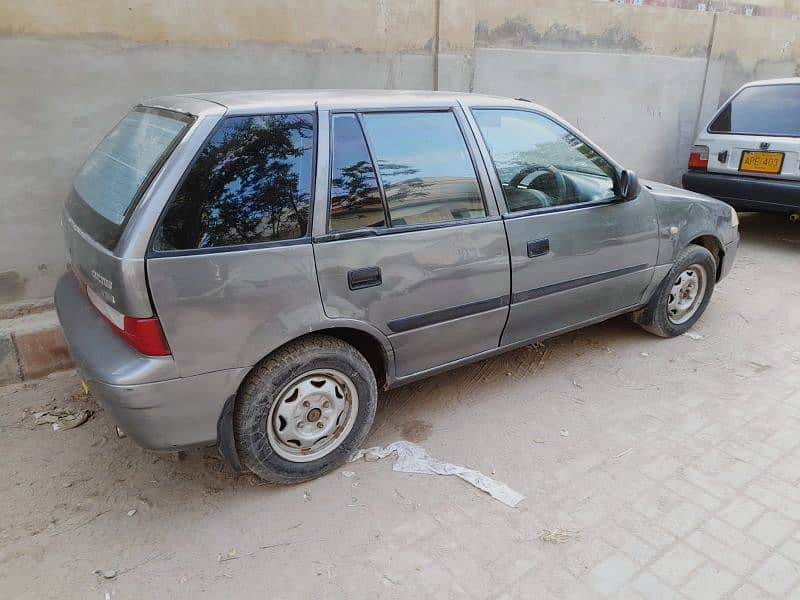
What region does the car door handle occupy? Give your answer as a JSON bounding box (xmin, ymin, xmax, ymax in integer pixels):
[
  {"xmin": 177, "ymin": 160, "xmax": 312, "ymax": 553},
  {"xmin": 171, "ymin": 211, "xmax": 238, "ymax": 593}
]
[
  {"xmin": 527, "ymin": 238, "xmax": 550, "ymax": 258},
  {"xmin": 348, "ymin": 266, "xmax": 382, "ymax": 290}
]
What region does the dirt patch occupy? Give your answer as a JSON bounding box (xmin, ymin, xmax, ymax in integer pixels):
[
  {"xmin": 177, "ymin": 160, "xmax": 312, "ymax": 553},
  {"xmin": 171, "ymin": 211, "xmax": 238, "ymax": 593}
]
[
  {"xmin": 0, "ymin": 271, "xmax": 26, "ymax": 305},
  {"xmin": 396, "ymin": 419, "xmax": 433, "ymax": 443}
]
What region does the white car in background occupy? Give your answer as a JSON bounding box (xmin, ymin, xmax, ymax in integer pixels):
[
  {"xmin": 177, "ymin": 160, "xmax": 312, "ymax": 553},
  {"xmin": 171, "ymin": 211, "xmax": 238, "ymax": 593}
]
[{"xmin": 683, "ymin": 78, "xmax": 800, "ymax": 220}]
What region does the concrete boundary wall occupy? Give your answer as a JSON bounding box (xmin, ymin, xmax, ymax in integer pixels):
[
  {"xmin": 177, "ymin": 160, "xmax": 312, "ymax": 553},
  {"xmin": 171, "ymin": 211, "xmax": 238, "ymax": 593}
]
[{"xmin": 2, "ymin": 0, "xmax": 800, "ymax": 307}]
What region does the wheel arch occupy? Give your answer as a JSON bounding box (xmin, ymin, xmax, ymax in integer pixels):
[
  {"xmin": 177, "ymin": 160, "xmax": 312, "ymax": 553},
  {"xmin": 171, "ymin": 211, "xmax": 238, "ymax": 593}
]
[
  {"xmin": 688, "ymin": 234, "xmax": 724, "ymax": 281},
  {"xmin": 233, "ymin": 322, "xmax": 394, "ymax": 399}
]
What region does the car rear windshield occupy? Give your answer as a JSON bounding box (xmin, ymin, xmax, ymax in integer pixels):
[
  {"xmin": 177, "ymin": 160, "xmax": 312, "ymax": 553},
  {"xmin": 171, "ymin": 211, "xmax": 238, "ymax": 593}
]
[
  {"xmin": 709, "ymin": 84, "xmax": 800, "ymax": 137},
  {"xmin": 66, "ymin": 106, "xmax": 194, "ymax": 250}
]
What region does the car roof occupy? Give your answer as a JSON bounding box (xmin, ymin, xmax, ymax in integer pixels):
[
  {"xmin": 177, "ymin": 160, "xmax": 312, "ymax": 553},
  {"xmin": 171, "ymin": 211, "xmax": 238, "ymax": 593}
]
[
  {"xmin": 741, "ymin": 77, "xmax": 800, "ymax": 88},
  {"xmin": 145, "ymin": 89, "xmax": 538, "ymax": 116}
]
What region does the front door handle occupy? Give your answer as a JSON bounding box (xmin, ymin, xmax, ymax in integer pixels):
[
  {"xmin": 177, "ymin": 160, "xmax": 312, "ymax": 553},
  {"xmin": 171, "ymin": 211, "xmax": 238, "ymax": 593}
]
[
  {"xmin": 348, "ymin": 266, "xmax": 382, "ymax": 290},
  {"xmin": 527, "ymin": 238, "xmax": 550, "ymax": 258}
]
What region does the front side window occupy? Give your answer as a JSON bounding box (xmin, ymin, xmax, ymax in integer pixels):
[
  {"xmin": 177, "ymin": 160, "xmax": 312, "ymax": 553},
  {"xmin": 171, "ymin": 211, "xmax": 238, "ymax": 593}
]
[
  {"xmin": 709, "ymin": 84, "xmax": 800, "ymax": 136},
  {"xmin": 473, "ymin": 109, "xmax": 616, "ymax": 213},
  {"xmin": 360, "ymin": 111, "xmax": 485, "ymax": 226},
  {"xmin": 154, "ymin": 113, "xmax": 314, "ymax": 251},
  {"xmin": 329, "ymin": 114, "xmax": 384, "ymax": 232}
]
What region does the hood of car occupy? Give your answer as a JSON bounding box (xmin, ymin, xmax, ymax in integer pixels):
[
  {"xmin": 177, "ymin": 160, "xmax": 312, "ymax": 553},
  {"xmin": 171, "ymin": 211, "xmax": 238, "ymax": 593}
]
[{"xmin": 642, "ymin": 179, "xmax": 724, "ymax": 206}]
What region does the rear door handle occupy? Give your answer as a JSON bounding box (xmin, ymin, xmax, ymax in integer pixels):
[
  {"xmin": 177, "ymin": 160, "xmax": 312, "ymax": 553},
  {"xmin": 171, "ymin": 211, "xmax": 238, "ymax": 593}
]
[
  {"xmin": 527, "ymin": 238, "xmax": 550, "ymax": 258},
  {"xmin": 348, "ymin": 266, "xmax": 382, "ymax": 290}
]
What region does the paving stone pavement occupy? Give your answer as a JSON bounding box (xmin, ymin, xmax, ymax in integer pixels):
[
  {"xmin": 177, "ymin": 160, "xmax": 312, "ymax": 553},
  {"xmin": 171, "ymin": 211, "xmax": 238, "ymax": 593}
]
[{"xmin": 1, "ymin": 213, "xmax": 800, "ymax": 599}]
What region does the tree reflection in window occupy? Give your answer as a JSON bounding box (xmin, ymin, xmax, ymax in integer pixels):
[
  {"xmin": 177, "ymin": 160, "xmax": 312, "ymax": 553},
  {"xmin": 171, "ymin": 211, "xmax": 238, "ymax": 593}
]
[
  {"xmin": 329, "ymin": 114, "xmax": 384, "ymax": 232},
  {"xmin": 362, "ymin": 112, "xmax": 485, "ymax": 226},
  {"xmin": 155, "ymin": 113, "xmax": 314, "ymax": 250}
]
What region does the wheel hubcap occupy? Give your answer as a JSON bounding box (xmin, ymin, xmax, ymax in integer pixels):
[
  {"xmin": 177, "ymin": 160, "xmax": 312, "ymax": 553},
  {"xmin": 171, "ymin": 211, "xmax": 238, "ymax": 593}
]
[
  {"xmin": 267, "ymin": 369, "xmax": 358, "ymax": 462},
  {"xmin": 667, "ymin": 264, "xmax": 707, "ymax": 325}
]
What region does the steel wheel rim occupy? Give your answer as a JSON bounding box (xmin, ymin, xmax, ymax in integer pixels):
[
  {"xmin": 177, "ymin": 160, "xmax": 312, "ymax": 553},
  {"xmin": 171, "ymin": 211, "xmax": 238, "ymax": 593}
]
[
  {"xmin": 266, "ymin": 369, "xmax": 359, "ymax": 462},
  {"xmin": 667, "ymin": 263, "xmax": 707, "ymax": 325}
]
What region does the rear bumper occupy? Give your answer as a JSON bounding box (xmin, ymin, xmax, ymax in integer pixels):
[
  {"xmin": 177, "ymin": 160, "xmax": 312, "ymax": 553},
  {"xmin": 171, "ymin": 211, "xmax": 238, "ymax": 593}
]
[
  {"xmin": 86, "ymin": 371, "xmax": 245, "ymax": 450},
  {"xmin": 683, "ymin": 171, "xmax": 800, "ymax": 214},
  {"xmin": 54, "ymin": 271, "xmax": 245, "ymax": 450}
]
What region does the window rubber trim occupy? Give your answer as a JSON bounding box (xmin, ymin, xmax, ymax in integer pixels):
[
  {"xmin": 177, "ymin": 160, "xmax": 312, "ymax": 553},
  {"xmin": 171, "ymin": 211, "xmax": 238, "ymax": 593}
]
[{"xmin": 313, "ymin": 215, "xmax": 502, "ymax": 243}]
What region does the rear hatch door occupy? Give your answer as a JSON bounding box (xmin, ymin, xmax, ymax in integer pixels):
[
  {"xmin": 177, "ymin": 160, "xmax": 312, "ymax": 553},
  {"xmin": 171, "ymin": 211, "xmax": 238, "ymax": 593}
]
[
  {"xmin": 700, "ymin": 82, "xmax": 800, "ymax": 182},
  {"xmin": 64, "ymin": 103, "xmax": 200, "ymax": 317}
]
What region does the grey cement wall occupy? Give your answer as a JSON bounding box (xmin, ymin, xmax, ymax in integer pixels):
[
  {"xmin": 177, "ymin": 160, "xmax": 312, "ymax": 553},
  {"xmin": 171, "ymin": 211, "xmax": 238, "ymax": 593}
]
[
  {"xmin": 467, "ymin": 49, "xmax": 708, "ymax": 185},
  {"xmin": 3, "ymin": 0, "xmax": 800, "ymax": 306}
]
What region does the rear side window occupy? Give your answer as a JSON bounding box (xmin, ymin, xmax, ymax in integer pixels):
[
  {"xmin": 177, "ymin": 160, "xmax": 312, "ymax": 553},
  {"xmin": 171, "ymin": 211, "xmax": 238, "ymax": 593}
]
[
  {"xmin": 709, "ymin": 84, "xmax": 800, "ymax": 136},
  {"xmin": 360, "ymin": 112, "xmax": 485, "ymax": 226},
  {"xmin": 329, "ymin": 114, "xmax": 384, "ymax": 231},
  {"xmin": 67, "ymin": 107, "xmax": 193, "ymax": 250},
  {"xmin": 154, "ymin": 113, "xmax": 314, "ymax": 251}
]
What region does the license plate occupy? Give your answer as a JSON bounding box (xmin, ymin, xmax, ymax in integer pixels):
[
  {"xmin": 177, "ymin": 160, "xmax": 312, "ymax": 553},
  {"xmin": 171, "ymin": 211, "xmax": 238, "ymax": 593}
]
[{"xmin": 739, "ymin": 150, "xmax": 784, "ymax": 175}]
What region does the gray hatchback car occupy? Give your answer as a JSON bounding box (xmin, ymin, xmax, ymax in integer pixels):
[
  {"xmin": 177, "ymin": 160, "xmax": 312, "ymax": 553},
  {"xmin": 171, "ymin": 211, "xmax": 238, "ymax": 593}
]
[{"xmin": 55, "ymin": 90, "xmax": 739, "ymax": 483}]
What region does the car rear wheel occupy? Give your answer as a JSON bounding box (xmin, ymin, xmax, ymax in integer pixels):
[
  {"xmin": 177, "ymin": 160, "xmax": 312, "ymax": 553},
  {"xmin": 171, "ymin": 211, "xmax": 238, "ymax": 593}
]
[
  {"xmin": 636, "ymin": 244, "xmax": 717, "ymax": 338},
  {"xmin": 234, "ymin": 335, "xmax": 377, "ymax": 484}
]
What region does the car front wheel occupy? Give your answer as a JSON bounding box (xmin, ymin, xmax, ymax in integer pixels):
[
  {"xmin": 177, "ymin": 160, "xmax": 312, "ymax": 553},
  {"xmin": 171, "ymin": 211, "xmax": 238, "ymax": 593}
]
[{"xmin": 636, "ymin": 244, "xmax": 717, "ymax": 338}]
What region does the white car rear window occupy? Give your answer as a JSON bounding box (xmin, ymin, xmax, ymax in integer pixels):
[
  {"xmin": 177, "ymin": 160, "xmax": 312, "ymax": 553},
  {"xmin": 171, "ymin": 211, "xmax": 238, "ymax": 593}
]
[{"xmin": 709, "ymin": 84, "xmax": 800, "ymax": 137}]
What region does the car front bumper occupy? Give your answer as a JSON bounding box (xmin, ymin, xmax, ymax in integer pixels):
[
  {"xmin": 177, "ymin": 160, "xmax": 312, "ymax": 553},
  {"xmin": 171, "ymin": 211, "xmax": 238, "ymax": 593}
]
[
  {"xmin": 54, "ymin": 271, "xmax": 245, "ymax": 450},
  {"xmin": 720, "ymin": 235, "xmax": 739, "ymax": 281},
  {"xmin": 683, "ymin": 171, "xmax": 800, "ymax": 214}
]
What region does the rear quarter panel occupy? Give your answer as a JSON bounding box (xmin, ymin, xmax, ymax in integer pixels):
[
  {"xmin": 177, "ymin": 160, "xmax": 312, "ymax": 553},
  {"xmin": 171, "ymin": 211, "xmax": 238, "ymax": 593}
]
[{"xmin": 147, "ymin": 243, "xmax": 328, "ymax": 378}]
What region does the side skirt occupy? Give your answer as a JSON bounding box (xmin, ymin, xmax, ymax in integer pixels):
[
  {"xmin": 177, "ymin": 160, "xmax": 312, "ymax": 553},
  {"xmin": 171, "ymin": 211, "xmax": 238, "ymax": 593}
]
[{"xmin": 386, "ymin": 302, "xmax": 643, "ymax": 389}]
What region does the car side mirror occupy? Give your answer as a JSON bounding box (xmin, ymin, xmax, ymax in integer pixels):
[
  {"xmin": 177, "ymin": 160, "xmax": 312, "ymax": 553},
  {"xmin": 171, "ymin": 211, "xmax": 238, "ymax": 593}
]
[{"xmin": 618, "ymin": 169, "xmax": 641, "ymax": 201}]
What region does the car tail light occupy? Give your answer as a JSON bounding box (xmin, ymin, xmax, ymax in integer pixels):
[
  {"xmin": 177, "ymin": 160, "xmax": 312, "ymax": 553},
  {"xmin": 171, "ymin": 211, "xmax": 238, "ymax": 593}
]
[
  {"xmin": 86, "ymin": 286, "xmax": 171, "ymax": 356},
  {"xmin": 688, "ymin": 145, "xmax": 709, "ymax": 171}
]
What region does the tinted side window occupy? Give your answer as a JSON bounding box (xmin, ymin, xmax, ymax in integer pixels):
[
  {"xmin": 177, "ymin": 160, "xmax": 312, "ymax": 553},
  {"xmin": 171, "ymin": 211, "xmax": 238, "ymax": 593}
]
[
  {"xmin": 329, "ymin": 114, "xmax": 384, "ymax": 231},
  {"xmin": 361, "ymin": 112, "xmax": 485, "ymax": 226},
  {"xmin": 709, "ymin": 84, "xmax": 800, "ymax": 136},
  {"xmin": 154, "ymin": 113, "xmax": 314, "ymax": 251},
  {"xmin": 473, "ymin": 109, "xmax": 616, "ymax": 213}
]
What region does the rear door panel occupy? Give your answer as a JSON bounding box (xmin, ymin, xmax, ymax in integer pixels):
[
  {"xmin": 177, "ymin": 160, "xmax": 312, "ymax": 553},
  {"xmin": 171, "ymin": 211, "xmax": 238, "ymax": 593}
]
[
  {"xmin": 314, "ymin": 221, "xmax": 510, "ymax": 376},
  {"xmin": 313, "ymin": 106, "xmax": 510, "ymax": 378}
]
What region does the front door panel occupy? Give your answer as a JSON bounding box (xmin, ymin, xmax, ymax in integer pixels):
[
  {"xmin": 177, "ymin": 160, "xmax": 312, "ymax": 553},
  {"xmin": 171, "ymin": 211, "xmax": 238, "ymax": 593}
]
[
  {"xmin": 467, "ymin": 106, "xmax": 660, "ymax": 346},
  {"xmin": 502, "ymin": 195, "xmax": 659, "ymax": 345}
]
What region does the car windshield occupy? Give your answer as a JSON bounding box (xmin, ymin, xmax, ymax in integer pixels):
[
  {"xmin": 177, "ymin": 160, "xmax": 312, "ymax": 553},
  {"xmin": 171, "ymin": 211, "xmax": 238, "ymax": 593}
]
[
  {"xmin": 709, "ymin": 84, "xmax": 800, "ymax": 137},
  {"xmin": 67, "ymin": 106, "xmax": 194, "ymax": 250}
]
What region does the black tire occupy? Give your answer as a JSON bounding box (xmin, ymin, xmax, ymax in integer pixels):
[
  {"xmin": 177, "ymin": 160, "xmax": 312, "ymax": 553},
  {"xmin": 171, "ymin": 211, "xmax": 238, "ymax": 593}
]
[
  {"xmin": 636, "ymin": 244, "xmax": 717, "ymax": 338},
  {"xmin": 234, "ymin": 335, "xmax": 377, "ymax": 484}
]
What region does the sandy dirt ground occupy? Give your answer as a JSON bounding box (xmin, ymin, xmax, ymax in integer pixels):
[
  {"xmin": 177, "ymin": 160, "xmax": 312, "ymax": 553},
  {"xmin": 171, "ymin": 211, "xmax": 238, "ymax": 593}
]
[{"xmin": 2, "ymin": 213, "xmax": 800, "ymax": 599}]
